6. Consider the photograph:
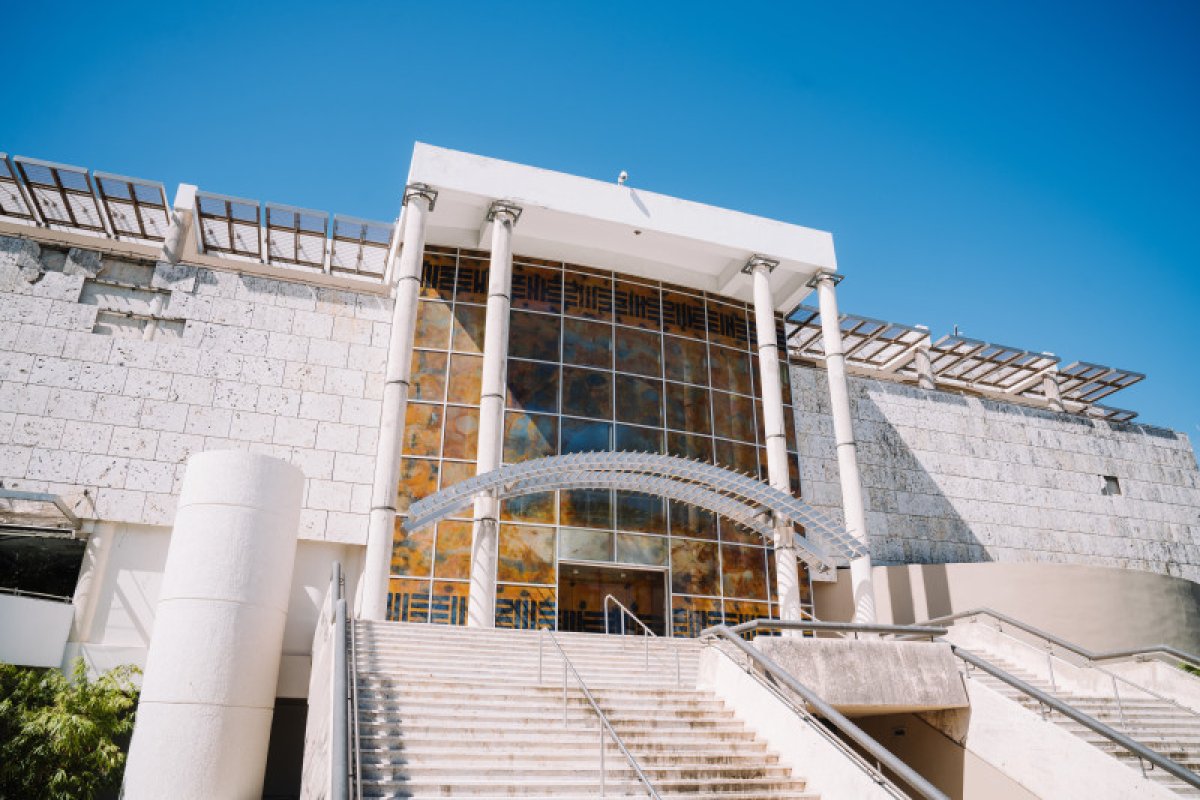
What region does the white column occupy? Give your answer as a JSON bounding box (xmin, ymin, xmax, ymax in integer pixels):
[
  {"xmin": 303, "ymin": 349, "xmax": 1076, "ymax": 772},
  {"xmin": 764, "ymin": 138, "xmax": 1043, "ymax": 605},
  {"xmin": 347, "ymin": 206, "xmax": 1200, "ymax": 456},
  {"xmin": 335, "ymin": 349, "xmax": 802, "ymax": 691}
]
[
  {"xmin": 747, "ymin": 257, "xmax": 803, "ymax": 624},
  {"xmin": 160, "ymin": 183, "xmax": 197, "ymax": 265},
  {"xmin": 468, "ymin": 201, "xmax": 521, "ymax": 628},
  {"xmin": 123, "ymin": 451, "xmax": 305, "ymax": 800},
  {"xmin": 358, "ymin": 183, "xmax": 437, "ymax": 621},
  {"xmin": 1044, "ymin": 367, "xmax": 1065, "ymax": 413},
  {"xmin": 812, "ymin": 272, "xmax": 877, "ymax": 623},
  {"xmin": 913, "ymin": 328, "xmax": 935, "ymax": 391}
]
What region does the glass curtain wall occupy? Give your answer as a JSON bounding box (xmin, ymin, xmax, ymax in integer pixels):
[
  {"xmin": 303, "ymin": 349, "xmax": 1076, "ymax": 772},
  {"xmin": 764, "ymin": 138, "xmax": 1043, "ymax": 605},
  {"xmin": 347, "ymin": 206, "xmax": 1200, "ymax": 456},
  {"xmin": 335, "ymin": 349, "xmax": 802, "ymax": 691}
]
[{"xmin": 388, "ymin": 246, "xmax": 814, "ymax": 635}]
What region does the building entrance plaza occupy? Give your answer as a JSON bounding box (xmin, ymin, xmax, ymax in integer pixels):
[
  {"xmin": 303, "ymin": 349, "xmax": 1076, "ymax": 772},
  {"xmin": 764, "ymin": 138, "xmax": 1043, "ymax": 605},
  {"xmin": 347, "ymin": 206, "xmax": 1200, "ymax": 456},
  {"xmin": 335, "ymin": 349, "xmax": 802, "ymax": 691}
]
[{"xmin": 1, "ymin": 142, "xmax": 1199, "ymax": 798}]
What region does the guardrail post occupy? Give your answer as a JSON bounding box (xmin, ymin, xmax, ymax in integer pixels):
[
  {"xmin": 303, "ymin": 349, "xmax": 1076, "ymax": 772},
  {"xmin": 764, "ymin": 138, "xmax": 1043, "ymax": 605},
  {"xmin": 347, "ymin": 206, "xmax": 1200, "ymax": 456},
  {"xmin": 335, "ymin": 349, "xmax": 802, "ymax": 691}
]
[
  {"xmin": 599, "ymin": 720, "xmax": 606, "ymax": 796},
  {"xmin": 1046, "ymin": 647, "xmax": 1057, "ymax": 694}
]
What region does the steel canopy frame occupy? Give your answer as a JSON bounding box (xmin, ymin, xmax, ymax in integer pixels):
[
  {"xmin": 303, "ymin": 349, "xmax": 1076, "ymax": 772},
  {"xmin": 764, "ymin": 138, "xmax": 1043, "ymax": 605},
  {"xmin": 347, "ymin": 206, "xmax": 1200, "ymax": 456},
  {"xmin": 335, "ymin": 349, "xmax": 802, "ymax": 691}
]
[
  {"xmin": 13, "ymin": 156, "xmax": 106, "ymax": 233},
  {"xmin": 1057, "ymin": 361, "xmax": 1144, "ymax": 406},
  {"xmin": 0, "ymin": 155, "xmax": 36, "ymax": 221},
  {"xmin": 404, "ymin": 451, "xmax": 869, "ymax": 574},
  {"xmin": 787, "ymin": 306, "xmax": 927, "ymax": 370},
  {"xmin": 926, "ymin": 335, "xmax": 1060, "ymax": 395},
  {"xmin": 94, "ymin": 171, "xmax": 171, "ymax": 242}
]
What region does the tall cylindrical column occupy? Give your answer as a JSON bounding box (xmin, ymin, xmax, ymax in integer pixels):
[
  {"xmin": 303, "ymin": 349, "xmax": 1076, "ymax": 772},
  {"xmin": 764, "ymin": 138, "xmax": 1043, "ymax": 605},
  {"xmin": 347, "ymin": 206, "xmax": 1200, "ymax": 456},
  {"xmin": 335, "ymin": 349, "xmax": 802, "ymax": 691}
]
[
  {"xmin": 359, "ymin": 184, "xmax": 436, "ymax": 620},
  {"xmin": 813, "ymin": 272, "xmax": 877, "ymax": 623},
  {"xmin": 123, "ymin": 451, "xmax": 304, "ymax": 800},
  {"xmin": 914, "ymin": 331, "xmax": 935, "ymax": 391},
  {"xmin": 1044, "ymin": 369, "xmax": 1065, "ymax": 413},
  {"xmin": 748, "ymin": 259, "xmax": 802, "ymax": 623},
  {"xmin": 468, "ymin": 202, "xmax": 521, "ymax": 628}
]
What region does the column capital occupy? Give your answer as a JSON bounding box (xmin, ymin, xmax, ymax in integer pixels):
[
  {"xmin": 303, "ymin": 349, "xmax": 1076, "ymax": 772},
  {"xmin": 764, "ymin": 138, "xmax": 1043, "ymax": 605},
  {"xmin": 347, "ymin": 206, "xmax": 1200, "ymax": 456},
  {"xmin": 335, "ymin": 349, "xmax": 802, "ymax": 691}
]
[
  {"xmin": 741, "ymin": 254, "xmax": 779, "ymax": 274},
  {"xmin": 486, "ymin": 199, "xmax": 523, "ymax": 225},
  {"xmin": 402, "ymin": 182, "xmax": 439, "ymax": 211},
  {"xmin": 805, "ymin": 270, "xmax": 843, "ymax": 289}
]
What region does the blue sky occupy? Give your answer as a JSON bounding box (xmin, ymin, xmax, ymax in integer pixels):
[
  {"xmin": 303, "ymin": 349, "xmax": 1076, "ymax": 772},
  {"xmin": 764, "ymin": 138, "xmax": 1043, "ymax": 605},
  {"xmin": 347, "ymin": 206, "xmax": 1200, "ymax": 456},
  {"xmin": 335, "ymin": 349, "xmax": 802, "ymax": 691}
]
[{"xmin": 4, "ymin": 1, "xmax": 1198, "ymax": 451}]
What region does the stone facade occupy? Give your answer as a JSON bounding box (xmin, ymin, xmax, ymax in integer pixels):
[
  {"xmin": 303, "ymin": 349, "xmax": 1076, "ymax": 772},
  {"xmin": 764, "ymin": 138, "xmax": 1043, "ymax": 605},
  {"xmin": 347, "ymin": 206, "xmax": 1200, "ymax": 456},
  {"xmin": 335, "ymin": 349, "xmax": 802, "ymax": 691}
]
[
  {"xmin": 793, "ymin": 365, "xmax": 1200, "ymax": 582},
  {"xmin": 0, "ymin": 237, "xmax": 391, "ymax": 543}
]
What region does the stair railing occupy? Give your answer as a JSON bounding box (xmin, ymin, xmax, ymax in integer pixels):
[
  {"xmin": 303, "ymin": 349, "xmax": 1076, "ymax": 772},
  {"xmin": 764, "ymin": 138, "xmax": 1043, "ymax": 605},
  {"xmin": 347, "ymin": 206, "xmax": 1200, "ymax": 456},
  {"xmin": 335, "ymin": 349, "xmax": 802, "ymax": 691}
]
[
  {"xmin": 326, "ymin": 563, "xmax": 361, "ymax": 800},
  {"xmin": 537, "ymin": 626, "xmax": 662, "ymax": 799},
  {"xmin": 923, "ymin": 608, "xmax": 1200, "ymax": 726},
  {"xmin": 954, "ymin": 645, "xmax": 1200, "ymax": 789},
  {"xmin": 602, "ymin": 594, "xmax": 681, "ymax": 687},
  {"xmin": 703, "ymin": 620, "xmax": 950, "ymax": 800}
]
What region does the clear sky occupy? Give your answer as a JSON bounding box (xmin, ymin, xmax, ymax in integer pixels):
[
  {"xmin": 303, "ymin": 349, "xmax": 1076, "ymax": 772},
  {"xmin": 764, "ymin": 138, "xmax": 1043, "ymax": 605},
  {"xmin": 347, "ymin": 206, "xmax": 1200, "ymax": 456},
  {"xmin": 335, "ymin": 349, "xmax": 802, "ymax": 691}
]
[{"xmin": 4, "ymin": 1, "xmax": 1198, "ymax": 451}]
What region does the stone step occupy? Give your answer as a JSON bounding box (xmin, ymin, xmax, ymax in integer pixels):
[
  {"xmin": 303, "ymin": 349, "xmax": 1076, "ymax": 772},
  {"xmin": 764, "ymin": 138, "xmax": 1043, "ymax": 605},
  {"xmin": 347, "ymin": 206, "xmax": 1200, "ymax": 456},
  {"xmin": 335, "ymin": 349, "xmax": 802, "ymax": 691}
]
[
  {"xmin": 359, "ymin": 775, "xmax": 813, "ymax": 795},
  {"xmin": 357, "ymin": 744, "xmax": 776, "ymax": 765},
  {"xmin": 359, "ymin": 726, "xmax": 761, "ymax": 746},
  {"xmin": 354, "ymin": 691, "xmax": 730, "ymax": 713},
  {"xmin": 363, "ymin": 792, "xmax": 818, "ymax": 800},
  {"xmin": 357, "ymin": 733, "xmax": 773, "ymax": 756},
  {"xmin": 355, "ymin": 703, "xmax": 736, "ymax": 725},
  {"xmin": 361, "ymin": 762, "xmax": 796, "ymax": 781}
]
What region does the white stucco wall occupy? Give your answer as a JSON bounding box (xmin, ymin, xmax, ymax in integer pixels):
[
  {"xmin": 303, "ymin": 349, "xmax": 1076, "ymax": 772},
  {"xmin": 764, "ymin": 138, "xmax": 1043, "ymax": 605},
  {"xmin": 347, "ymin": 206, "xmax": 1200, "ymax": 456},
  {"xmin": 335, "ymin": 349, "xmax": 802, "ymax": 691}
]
[
  {"xmin": 0, "ymin": 593, "xmax": 74, "ymax": 667},
  {"xmin": 0, "ymin": 236, "xmax": 391, "ymax": 544},
  {"xmin": 793, "ymin": 366, "xmax": 1200, "ymax": 582}
]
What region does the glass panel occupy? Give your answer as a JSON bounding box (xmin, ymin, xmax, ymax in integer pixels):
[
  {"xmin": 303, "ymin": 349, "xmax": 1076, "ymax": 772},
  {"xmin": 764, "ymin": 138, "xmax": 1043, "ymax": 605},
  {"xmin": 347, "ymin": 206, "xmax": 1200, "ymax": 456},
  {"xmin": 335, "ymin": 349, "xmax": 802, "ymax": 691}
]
[
  {"xmin": 661, "ymin": 290, "xmax": 708, "ymax": 339},
  {"xmin": 409, "ymin": 350, "xmax": 447, "ymax": 402},
  {"xmin": 507, "ymin": 359, "xmax": 559, "ymax": 413},
  {"xmin": 441, "ymin": 406, "xmax": 480, "ymax": 460},
  {"xmin": 784, "ymin": 409, "xmax": 797, "ymax": 452},
  {"xmin": 451, "ymin": 303, "xmax": 486, "ymax": 354},
  {"xmin": 402, "ymin": 403, "xmax": 442, "ymax": 457},
  {"xmin": 503, "ymin": 412, "xmax": 558, "ymax": 462},
  {"xmin": 714, "ymin": 438, "xmax": 760, "ymax": 478},
  {"xmin": 615, "ymin": 491, "xmax": 667, "ymax": 534},
  {"xmin": 501, "ymin": 492, "xmax": 557, "ymax": 524},
  {"xmin": 780, "ymin": 363, "xmax": 793, "ymax": 406},
  {"xmin": 614, "ymin": 375, "xmax": 662, "ymax": 427},
  {"xmin": 414, "ymin": 300, "xmax": 452, "ymax": 349},
  {"xmin": 560, "ymin": 527, "xmax": 613, "ymax": 562},
  {"xmin": 419, "ymin": 251, "xmax": 456, "ymax": 300},
  {"xmin": 671, "ymin": 594, "xmax": 721, "ymax": 638},
  {"xmin": 390, "ymin": 522, "xmax": 433, "ymax": 577},
  {"xmin": 560, "ymin": 489, "xmax": 612, "ymax": 529},
  {"xmin": 668, "ymin": 501, "xmax": 717, "ymax": 540},
  {"xmin": 709, "ymin": 345, "xmax": 754, "ymax": 396},
  {"xmin": 721, "ymin": 544, "xmax": 768, "ymax": 599},
  {"xmin": 497, "ymin": 524, "xmax": 556, "ymax": 584},
  {"xmin": 562, "ymin": 317, "xmax": 611, "ymax": 368},
  {"xmin": 663, "ymin": 336, "xmax": 709, "ymax": 385},
  {"xmin": 387, "ymin": 578, "xmax": 430, "ymax": 622},
  {"xmin": 561, "ymin": 367, "xmax": 612, "ymax": 419},
  {"xmin": 446, "ymin": 353, "xmax": 483, "ymax": 404},
  {"xmin": 790, "ymin": 453, "xmax": 802, "ymax": 495},
  {"xmin": 561, "ymin": 417, "xmax": 612, "ymax": 454},
  {"xmin": 614, "ymin": 327, "xmax": 661, "ymax": 377},
  {"xmin": 615, "ymin": 533, "xmax": 667, "ymax": 566},
  {"xmin": 397, "ymin": 458, "xmax": 438, "ymax": 512},
  {"xmin": 563, "ymin": 270, "xmax": 613, "ymax": 321},
  {"xmin": 723, "ymin": 599, "xmax": 771, "ymax": 629},
  {"xmin": 614, "ymin": 280, "xmax": 661, "ymax": 330},
  {"xmin": 495, "ymin": 584, "xmax": 557, "ymax": 630},
  {"xmin": 707, "ymin": 299, "xmax": 750, "ymax": 349},
  {"xmin": 512, "ymin": 263, "xmax": 563, "ymax": 313},
  {"xmin": 455, "ymin": 256, "xmax": 489, "ymax": 304},
  {"xmin": 430, "ymin": 580, "xmax": 469, "ymax": 625},
  {"xmin": 667, "ymin": 431, "xmax": 712, "ymax": 463},
  {"xmin": 433, "ymin": 520, "xmax": 472, "ymax": 579},
  {"xmin": 669, "ymin": 539, "xmax": 719, "ymax": 596},
  {"xmin": 615, "ymin": 424, "xmax": 663, "ymax": 454},
  {"xmin": 439, "ymin": 460, "xmax": 474, "ymax": 489},
  {"xmin": 711, "ymin": 391, "xmax": 757, "ymax": 442},
  {"xmin": 665, "ymin": 382, "xmax": 711, "ymax": 435},
  {"xmin": 720, "ymin": 519, "xmax": 763, "ymax": 546},
  {"xmin": 509, "ymin": 310, "xmax": 560, "ymax": 362}
]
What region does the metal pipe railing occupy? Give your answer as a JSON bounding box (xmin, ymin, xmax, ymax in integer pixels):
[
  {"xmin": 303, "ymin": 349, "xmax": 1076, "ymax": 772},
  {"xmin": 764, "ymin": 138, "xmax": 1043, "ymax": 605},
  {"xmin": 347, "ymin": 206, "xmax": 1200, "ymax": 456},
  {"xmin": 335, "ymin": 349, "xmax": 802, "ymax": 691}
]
[
  {"xmin": 924, "ymin": 607, "xmax": 1200, "ymax": 669},
  {"xmin": 925, "ymin": 608, "xmax": 1200, "ymax": 723},
  {"xmin": 701, "ymin": 622, "xmax": 950, "ymax": 800},
  {"xmin": 538, "ymin": 627, "xmax": 661, "ymax": 798},
  {"xmin": 726, "ymin": 619, "xmax": 947, "ymax": 640},
  {"xmin": 954, "ymin": 645, "xmax": 1200, "ymax": 789},
  {"xmin": 603, "ymin": 594, "xmax": 681, "ymax": 686},
  {"xmin": 0, "ymin": 585, "xmax": 74, "ymax": 602},
  {"xmin": 330, "ymin": 563, "xmax": 349, "ymax": 800}
]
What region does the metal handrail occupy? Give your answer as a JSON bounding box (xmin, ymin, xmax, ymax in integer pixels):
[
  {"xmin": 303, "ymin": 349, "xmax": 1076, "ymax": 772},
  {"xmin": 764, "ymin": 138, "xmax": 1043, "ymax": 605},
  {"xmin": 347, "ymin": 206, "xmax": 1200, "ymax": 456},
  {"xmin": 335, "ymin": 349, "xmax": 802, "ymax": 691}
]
[
  {"xmin": 603, "ymin": 594, "xmax": 682, "ymax": 686},
  {"xmin": 924, "ymin": 608, "xmax": 1200, "ymax": 668},
  {"xmin": 347, "ymin": 588, "xmax": 362, "ymax": 800},
  {"xmin": 330, "ymin": 564, "xmax": 349, "ymax": 800},
  {"xmin": 0, "ymin": 585, "xmax": 73, "ymax": 602},
  {"xmin": 537, "ymin": 627, "xmax": 662, "ymax": 798},
  {"xmin": 701, "ymin": 622, "xmax": 949, "ymax": 800},
  {"xmin": 954, "ymin": 645, "xmax": 1200, "ymax": 790},
  {"xmin": 925, "ymin": 608, "xmax": 1200, "ymax": 722},
  {"xmin": 727, "ymin": 619, "xmax": 947, "ymax": 640}
]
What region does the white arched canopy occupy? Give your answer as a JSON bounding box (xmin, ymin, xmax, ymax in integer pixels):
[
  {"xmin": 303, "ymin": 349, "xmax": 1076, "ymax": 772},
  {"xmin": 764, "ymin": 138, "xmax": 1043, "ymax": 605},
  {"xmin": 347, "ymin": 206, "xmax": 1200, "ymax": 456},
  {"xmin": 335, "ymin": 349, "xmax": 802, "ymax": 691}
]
[{"xmin": 404, "ymin": 451, "xmax": 866, "ymax": 575}]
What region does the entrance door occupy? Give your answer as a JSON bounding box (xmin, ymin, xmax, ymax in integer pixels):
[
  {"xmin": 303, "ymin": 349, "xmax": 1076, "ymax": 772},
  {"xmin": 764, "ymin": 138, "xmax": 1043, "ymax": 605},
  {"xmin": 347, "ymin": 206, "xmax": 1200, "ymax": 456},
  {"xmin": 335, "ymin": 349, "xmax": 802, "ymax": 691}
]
[{"xmin": 557, "ymin": 563, "xmax": 668, "ymax": 636}]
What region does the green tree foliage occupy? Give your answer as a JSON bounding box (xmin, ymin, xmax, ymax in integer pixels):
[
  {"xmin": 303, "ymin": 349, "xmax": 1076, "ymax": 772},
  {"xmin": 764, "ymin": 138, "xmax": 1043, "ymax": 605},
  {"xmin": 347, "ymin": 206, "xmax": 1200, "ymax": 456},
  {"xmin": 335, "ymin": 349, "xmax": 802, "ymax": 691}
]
[{"xmin": 0, "ymin": 659, "xmax": 139, "ymax": 800}]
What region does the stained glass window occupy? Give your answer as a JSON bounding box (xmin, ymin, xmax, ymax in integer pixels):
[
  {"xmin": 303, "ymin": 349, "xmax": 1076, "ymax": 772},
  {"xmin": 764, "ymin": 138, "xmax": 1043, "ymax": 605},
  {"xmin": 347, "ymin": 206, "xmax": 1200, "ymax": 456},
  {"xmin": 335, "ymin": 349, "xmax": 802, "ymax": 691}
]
[
  {"xmin": 614, "ymin": 375, "xmax": 662, "ymax": 427},
  {"xmin": 563, "ymin": 317, "xmax": 611, "ymax": 368},
  {"xmin": 409, "ymin": 350, "xmax": 447, "ymax": 402},
  {"xmin": 510, "ymin": 311, "xmax": 560, "ymax": 362},
  {"xmin": 451, "ymin": 304, "xmax": 486, "ymax": 354},
  {"xmin": 663, "ymin": 335, "xmax": 708, "ymax": 385},
  {"xmin": 433, "ymin": 521, "xmax": 472, "ymax": 579},
  {"xmin": 562, "ymin": 367, "xmax": 611, "ymax": 420},
  {"xmin": 446, "ymin": 354, "xmax": 483, "ymax": 405},
  {"xmin": 503, "ymin": 412, "xmax": 558, "ymax": 462},
  {"xmin": 615, "ymin": 327, "xmax": 661, "ymax": 377},
  {"xmin": 561, "ymin": 417, "xmax": 612, "ymax": 454},
  {"xmin": 414, "ymin": 300, "xmax": 452, "ymax": 349},
  {"xmin": 507, "ymin": 360, "xmax": 559, "ymax": 414},
  {"xmin": 497, "ymin": 524, "xmax": 557, "ymax": 584}
]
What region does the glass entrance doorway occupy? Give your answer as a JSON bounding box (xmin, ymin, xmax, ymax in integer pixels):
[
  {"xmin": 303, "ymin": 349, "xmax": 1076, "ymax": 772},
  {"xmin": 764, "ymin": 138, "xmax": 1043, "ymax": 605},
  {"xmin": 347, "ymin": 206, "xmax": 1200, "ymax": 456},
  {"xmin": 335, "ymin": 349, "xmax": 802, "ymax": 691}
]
[{"xmin": 557, "ymin": 563, "xmax": 668, "ymax": 636}]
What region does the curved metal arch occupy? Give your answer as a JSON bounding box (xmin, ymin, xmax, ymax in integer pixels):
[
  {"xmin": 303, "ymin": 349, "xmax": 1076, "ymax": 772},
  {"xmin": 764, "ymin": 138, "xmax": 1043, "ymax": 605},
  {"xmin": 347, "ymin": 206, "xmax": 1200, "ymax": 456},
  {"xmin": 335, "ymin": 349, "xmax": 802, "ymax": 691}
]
[{"xmin": 404, "ymin": 452, "xmax": 867, "ymax": 566}]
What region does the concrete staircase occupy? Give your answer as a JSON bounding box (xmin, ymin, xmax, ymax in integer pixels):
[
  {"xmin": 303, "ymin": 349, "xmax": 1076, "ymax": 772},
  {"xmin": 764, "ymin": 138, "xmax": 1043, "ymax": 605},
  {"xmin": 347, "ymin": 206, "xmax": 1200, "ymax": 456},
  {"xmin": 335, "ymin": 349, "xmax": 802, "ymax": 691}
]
[
  {"xmin": 353, "ymin": 621, "xmax": 820, "ymax": 799},
  {"xmin": 966, "ymin": 648, "xmax": 1200, "ymax": 797}
]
